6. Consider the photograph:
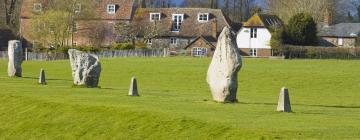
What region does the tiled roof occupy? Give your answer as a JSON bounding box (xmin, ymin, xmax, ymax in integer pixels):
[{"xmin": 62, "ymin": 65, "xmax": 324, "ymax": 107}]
[
  {"xmin": 243, "ymin": 13, "xmax": 283, "ymax": 29},
  {"xmin": 20, "ymin": 0, "xmax": 134, "ymax": 20},
  {"xmin": 132, "ymin": 8, "xmax": 231, "ymax": 38},
  {"xmin": 318, "ymin": 23, "xmax": 360, "ymax": 38}
]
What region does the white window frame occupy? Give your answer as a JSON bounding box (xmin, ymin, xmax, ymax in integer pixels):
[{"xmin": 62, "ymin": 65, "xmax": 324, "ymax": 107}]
[
  {"xmin": 338, "ymin": 38, "xmax": 344, "ymax": 46},
  {"xmin": 192, "ymin": 47, "xmax": 208, "ymax": 57},
  {"xmin": 107, "ymin": 4, "xmax": 116, "ymax": 14},
  {"xmin": 74, "ymin": 4, "xmax": 81, "ymax": 13},
  {"xmin": 150, "ymin": 13, "xmax": 161, "ymax": 21},
  {"xmin": 249, "ymin": 48, "xmax": 257, "ymax": 56},
  {"xmin": 172, "ymin": 14, "xmax": 184, "ymax": 32},
  {"xmin": 33, "ymin": 3, "xmax": 42, "ymax": 12},
  {"xmin": 170, "ymin": 37, "xmax": 177, "ymax": 45},
  {"xmin": 147, "ymin": 39, "xmax": 152, "ymax": 45},
  {"xmin": 250, "ymin": 28, "xmax": 257, "ymax": 38},
  {"xmin": 198, "ymin": 13, "xmax": 209, "ymax": 22}
]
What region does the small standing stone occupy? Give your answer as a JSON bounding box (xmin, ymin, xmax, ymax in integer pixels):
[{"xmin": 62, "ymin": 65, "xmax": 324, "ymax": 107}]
[
  {"xmin": 128, "ymin": 77, "xmax": 139, "ymax": 96},
  {"xmin": 39, "ymin": 68, "xmax": 46, "ymax": 85},
  {"xmin": 8, "ymin": 40, "xmax": 23, "ymax": 77},
  {"xmin": 277, "ymin": 87, "xmax": 292, "ymax": 112},
  {"xmin": 207, "ymin": 27, "xmax": 242, "ymax": 102}
]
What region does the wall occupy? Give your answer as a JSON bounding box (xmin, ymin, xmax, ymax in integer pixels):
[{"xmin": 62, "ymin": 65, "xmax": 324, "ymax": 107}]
[
  {"xmin": 148, "ymin": 37, "xmax": 195, "ymax": 52},
  {"xmin": 320, "ymin": 37, "xmax": 357, "ymax": 48},
  {"xmin": 240, "ymin": 48, "xmax": 272, "ymax": 57},
  {"xmin": 236, "ymin": 27, "xmax": 272, "ymax": 49}
]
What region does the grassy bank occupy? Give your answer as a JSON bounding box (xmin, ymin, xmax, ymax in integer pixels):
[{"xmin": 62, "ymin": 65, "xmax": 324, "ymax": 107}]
[{"xmin": 0, "ymin": 57, "xmax": 359, "ymax": 139}]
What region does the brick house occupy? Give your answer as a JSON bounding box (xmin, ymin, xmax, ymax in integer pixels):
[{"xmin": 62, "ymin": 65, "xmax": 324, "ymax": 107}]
[
  {"xmin": 19, "ymin": 0, "xmax": 135, "ymax": 47},
  {"xmin": 132, "ymin": 8, "xmax": 231, "ymax": 56},
  {"xmin": 318, "ymin": 23, "xmax": 360, "ymax": 48}
]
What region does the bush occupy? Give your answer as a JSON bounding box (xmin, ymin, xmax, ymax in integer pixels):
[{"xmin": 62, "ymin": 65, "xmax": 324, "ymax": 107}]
[
  {"xmin": 270, "ymin": 27, "xmax": 286, "ymax": 55},
  {"xmin": 112, "ymin": 42, "xmax": 135, "ymax": 50},
  {"xmin": 75, "ymin": 45, "xmax": 101, "ymax": 53},
  {"xmin": 286, "ymin": 13, "xmax": 317, "ymax": 45},
  {"xmin": 275, "ymin": 45, "xmax": 360, "ymax": 59},
  {"xmin": 135, "ymin": 41, "xmax": 148, "ymax": 49}
]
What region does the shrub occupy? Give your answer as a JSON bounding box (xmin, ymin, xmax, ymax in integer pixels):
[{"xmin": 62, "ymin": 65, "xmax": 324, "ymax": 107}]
[
  {"xmin": 112, "ymin": 42, "xmax": 135, "ymax": 50},
  {"xmin": 270, "ymin": 27, "xmax": 286, "ymax": 55},
  {"xmin": 75, "ymin": 45, "xmax": 101, "ymax": 53},
  {"xmin": 286, "ymin": 13, "xmax": 317, "ymax": 45}
]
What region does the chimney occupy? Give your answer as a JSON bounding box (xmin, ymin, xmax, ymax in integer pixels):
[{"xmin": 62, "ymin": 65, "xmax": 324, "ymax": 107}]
[
  {"xmin": 212, "ymin": 19, "xmax": 217, "ymax": 39},
  {"xmin": 323, "ymin": 7, "xmax": 333, "ymax": 27}
]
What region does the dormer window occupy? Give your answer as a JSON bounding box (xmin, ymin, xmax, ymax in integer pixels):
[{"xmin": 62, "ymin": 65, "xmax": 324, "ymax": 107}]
[
  {"xmin": 74, "ymin": 4, "xmax": 81, "ymax": 13},
  {"xmin": 33, "ymin": 3, "xmax": 42, "ymax": 12},
  {"xmin": 150, "ymin": 13, "xmax": 161, "ymax": 21},
  {"xmin": 172, "ymin": 14, "xmax": 184, "ymax": 32},
  {"xmin": 198, "ymin": 13, "xmax": 209, "ymax": 22},
  {"xmin": 107, "ymin": 4, "xmax": 116, "ymax": 14}
]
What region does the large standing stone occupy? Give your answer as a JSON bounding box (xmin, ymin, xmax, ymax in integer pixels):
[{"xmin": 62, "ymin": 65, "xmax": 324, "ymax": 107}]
[
  {"xmin": 128, "ymin": 77, "xmax": 139, "ymax": 96},
  {"xmin": 207, "ymin": 27, "xmax": 242, "ymax": 102},
  {"xmin": 68, "ymin": 49, "xmax": 101, "ymax": 88},
  {"xmin": 8, "ymin": 40, "xmax": 23, "ymax": 77},
  {"xmin": 39, "ymin": 68, "xmax": 46, "ymax": 85},
  {"xmin": 277, "ymin": 87, "xmax": 292, "ymax": 112}
]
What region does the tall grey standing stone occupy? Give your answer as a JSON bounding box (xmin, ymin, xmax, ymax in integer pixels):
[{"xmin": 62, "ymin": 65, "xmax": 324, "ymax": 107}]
[
  {"xmin": 207, "ymin": 27, "xmax": 242, "ymax": 102},
  {"xmin": 8, "ymin": 40, "xmax": 23, "ymax": 77},
  {"xmin": 128, "ymin": 77, "xmax": 139, "ymax": 96},
  {"xmin": 39, "ymin": 68, "xmax": 46, "ymax": 85},
  {"xmin": 277, "ymin": 87, "xmax": 292, "ymax": 112},
  {"xmin": 68, "ymin": 49, "xmax": 101, "ymax": 88}
]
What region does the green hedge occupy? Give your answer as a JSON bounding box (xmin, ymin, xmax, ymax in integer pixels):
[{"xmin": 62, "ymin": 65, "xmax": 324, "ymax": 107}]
[{"xmin": 273, "ymin": 46, "xmax": 360, "ymax": 59}]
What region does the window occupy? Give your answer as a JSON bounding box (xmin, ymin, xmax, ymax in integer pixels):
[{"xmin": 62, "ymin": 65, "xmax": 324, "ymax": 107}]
[
  {"xmin": 192, "ymin": 47, "xmax": 208, "ymax": 57},
  {"xmin": 72, "ymin": 22, "xmax": 78, "ymax": 33},
  {"xmin": 147, "ymin": 39, "xmax": 152, "ymax": 45},
  {"xmin": 250, "ymin": 28, "xmax": 257, "ymax": 38},
  {"xmin": 170, "ymin": 37, "xmax": 177, "ymax": 45},
  {"xmin": 249, "ymin": 48, "xmax": 257, "ymax": 56},
  {"xmin": 198, "ymin": 13, "xmax": 209, "ymax": 22},
  {"xmin": 338, "ymin": 38, "xmax": 344, "ymax": 46},
  {"xmin": 33, "ymin": 3, "xmax": 42, "ymax": 12},
  {"xmin": 74, "ymin": 4, "xmax": 81, "ymax": 13},
  {"xmin": 172, "ymin": 14, "xmax": 184, "ymax": 32},
  {"xmin": 150, "ymin": 13, "xmax": 161, "ymax": 21},
  {"xmin": 107, "ymin": 4, "xmax": 116, "ymax": 14}
]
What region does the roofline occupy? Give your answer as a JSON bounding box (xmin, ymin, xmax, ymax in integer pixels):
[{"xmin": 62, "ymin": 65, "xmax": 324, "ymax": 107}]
[
  {"xmin": 184, "ymin": 36, "xmax": 215, "ymax": 49},
  {"xmin": 320, "ymin": 35, "xmax": 358, "ymax": 38}
]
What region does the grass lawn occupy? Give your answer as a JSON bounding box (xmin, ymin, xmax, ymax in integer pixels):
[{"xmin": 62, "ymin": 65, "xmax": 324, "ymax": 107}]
[{"xmin": 0, "ymin": 57, "xmax": 359, "ymax": 139}]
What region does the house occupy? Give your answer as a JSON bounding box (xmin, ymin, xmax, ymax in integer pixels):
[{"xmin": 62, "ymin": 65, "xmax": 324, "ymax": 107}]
[
  {"xmin": 132, "ymin": 8, "xmax": 231, "ymax": 56},
  {"xmin": 236, "ymin": 13, "xmax": 283, "ymax": 57},
  {"xmin": 318, "ymin": 23, "xmax": 360, "ymax": 47},
  {"xmin": 19, "ymin": 0, "xmax": 135, "ymax": 47},
  {"xmin": 184, "ymin": 36, "xmax": 216, "ymax": 57}
]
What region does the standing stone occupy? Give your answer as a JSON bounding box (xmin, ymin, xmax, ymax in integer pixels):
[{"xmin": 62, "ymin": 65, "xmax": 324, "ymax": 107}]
[
  {"xmin": 277, "ymin": 87, "xmax": 292, "ymax": 112},
  {"xmin": 8, "ymin": 40, "xmax": 23, "ymax": 77},
  {"xmin": 128, "ymin": 77, "xmax": 139, "ymax": 96},
  {"xmin": 68, "ymin": 49, "xmax": 101, "ymax": 88},
  {"xmin": 207, "ymin": 27, "xmax": 242, "ymax": 102},
  {"xmin": 39, "ymin": 68, "xmax": 46, "ymax": 85}
]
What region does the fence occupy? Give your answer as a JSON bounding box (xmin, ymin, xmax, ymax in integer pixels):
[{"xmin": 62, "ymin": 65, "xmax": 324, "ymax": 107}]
[
  {"xmin": 273, "ymin": 46, "xmax": 360, "ymax": 59},
  {"xmin": 0, "ymin": 48, "xmax": 169, "ymax": 61}
]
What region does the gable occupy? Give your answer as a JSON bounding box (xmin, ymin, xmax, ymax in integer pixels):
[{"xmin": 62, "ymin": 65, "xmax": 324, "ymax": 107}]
[{"xmin": 243, "ymin": 14, "xmax": 283, "ymax": 30}]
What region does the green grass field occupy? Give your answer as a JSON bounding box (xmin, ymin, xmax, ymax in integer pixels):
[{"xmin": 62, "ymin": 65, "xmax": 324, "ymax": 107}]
[{"xmin": 0, "ymin": 57, "xmax": 359, "ymax": 139}]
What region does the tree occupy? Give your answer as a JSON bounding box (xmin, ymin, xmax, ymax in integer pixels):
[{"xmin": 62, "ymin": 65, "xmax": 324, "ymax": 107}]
[
  {"xmin": 286, "ymin": 13, "xmax": 317, "ymax": 45},
  {"xmin": 29, "ymin": 0, "xmax": 95, "ymax": 48},
  {"xmin": 357, "ymin": 5, "xmax": 360, "ymax": 21},
  {"xmin": 348, "ymin": 11, "xmax": 354, "ymax": 22}
]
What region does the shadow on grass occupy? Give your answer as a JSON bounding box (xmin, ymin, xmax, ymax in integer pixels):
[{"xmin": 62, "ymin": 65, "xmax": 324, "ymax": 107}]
[
  {"xmin": 22, "ymin": 76, "xmax": 72, "ymax": 82},
  {"xmin": 238, "ymin": 102, "xmax": 360, "ymax": 109}
]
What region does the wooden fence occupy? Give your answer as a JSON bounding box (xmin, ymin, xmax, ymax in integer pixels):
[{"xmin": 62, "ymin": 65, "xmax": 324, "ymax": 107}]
[{"xmin": 0, "ymin": 49, "xmax": 169, "ymax": 61}]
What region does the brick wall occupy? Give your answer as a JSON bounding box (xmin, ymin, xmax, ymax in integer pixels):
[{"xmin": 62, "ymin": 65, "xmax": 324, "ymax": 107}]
[
  {"xmin": 240, "ymin": 48, "xmax": 272, "ymax": 57},
  {"xmin": 185, "ymin": 38, "xmax": 215, "ymax": 57}
]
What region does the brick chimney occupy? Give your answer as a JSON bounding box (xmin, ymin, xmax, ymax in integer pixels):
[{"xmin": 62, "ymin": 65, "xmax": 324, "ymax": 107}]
[{"xmin": 212, "ymin": 19, "xmax": 217, "ymax": 39}]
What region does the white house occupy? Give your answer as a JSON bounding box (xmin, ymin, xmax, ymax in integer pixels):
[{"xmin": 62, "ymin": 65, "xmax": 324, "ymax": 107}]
[{"xmin": 236, "ymin": 14, "xmax": 283, "ymax": 57}]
